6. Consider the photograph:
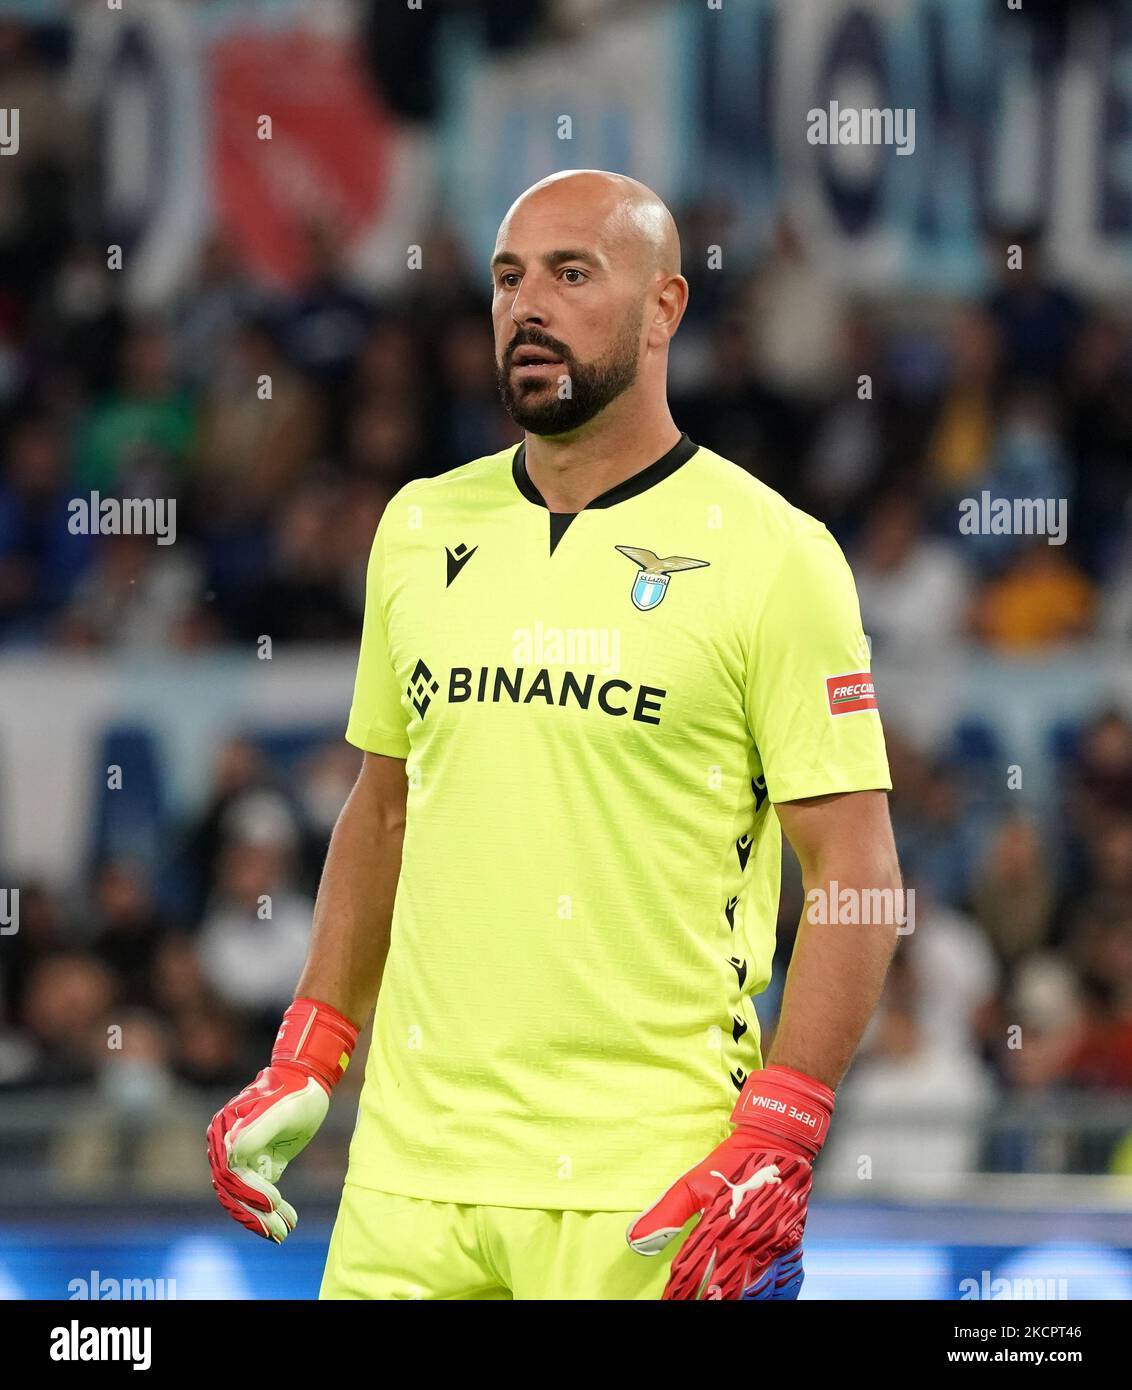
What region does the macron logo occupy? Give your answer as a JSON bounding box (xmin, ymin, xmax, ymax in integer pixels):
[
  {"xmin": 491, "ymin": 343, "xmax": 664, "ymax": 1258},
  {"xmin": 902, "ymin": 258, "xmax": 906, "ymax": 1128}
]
[
  {"xmin": 446, "ymin": 543, "xmax": 478, "ymax": 588},
  {"xmin": 826, "ymin": 672, "xmax": 877, "ymax": 715}
]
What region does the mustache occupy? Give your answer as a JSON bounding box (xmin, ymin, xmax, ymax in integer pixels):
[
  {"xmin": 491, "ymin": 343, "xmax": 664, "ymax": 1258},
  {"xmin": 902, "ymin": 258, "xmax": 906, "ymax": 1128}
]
[{"xmin": 506, "ymin": 330, "xmax": 572, "ymax": 364}]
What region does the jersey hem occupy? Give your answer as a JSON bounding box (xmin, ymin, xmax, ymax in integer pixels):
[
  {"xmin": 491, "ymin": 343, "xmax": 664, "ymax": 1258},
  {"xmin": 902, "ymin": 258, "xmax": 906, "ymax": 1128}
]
[{"xmin": 341, "ymin": 1163, "xmax": 677, "ymax": 1214}]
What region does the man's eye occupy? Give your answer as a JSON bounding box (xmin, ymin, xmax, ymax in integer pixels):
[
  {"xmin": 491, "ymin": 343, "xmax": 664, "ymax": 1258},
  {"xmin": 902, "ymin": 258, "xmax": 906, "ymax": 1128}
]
[
  {"xmin": 561, "ymin": 268, "xmax": 585, "ymax": 284},
  {"xmin": 498, "ymin": 273, "xmax": 520, "ymax": 289}
]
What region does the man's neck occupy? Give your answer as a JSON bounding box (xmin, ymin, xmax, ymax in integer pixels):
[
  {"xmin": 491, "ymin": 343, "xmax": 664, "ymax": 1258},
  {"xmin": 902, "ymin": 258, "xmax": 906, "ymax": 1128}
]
[{"xmin": 522, "ymin": 412, "xmax": 682, "ymax": 513}]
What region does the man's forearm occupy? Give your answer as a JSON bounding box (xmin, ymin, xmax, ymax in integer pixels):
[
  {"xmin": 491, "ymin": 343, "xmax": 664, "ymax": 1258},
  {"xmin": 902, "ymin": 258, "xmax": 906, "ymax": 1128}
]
[
  {"xmin": 295, "ymin": 757, "xmax": 406, "ymax": 1028},
  {"xmin": 767, "ymin": 855, "xmax": 902, "ymax": 1090}
]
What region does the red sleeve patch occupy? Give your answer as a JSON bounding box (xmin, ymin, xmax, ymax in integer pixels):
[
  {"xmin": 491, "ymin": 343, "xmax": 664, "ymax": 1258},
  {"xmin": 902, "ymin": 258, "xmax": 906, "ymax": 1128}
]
[{"xmin": 826, "ymin": 672, "xmax": 878, "ymax": 715}]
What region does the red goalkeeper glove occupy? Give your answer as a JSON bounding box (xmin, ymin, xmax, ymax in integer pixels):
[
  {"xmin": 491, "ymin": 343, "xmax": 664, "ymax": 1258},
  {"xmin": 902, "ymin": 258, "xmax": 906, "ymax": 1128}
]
[
  {"xmin": 627, "ymin": 1064, "xmax": 834, "ymax": 1299},
  {"xmin": 206, "ymin": 997, "xmax": 358, "ymax": 1243}
]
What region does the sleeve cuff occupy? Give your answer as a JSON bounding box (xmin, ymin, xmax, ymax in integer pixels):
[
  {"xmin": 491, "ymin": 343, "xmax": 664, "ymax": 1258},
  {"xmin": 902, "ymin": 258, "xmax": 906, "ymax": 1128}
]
[{"xmin": 345, "ymin": 716, "xmax": 410, "ymax": 759}]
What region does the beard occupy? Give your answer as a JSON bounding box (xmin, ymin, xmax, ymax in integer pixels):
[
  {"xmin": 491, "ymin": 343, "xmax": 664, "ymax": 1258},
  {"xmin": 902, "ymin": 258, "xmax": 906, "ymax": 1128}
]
[{"xmin": 496, "ymin": 305, "xmax": 643, "ymax": 435}]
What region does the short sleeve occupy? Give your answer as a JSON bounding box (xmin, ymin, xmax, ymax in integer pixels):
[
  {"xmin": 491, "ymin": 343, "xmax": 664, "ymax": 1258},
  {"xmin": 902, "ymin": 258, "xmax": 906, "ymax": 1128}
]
[
  {"xmin": 345, "ymin": 509, "xmax": 411, "ymax": 759},
  {"xmin": 744, "ymin": 523, "xmax": 891, "ymax": 804}
]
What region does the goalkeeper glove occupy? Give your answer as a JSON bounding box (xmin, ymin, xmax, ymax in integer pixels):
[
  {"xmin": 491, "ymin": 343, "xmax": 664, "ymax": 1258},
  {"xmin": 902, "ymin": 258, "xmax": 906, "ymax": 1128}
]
[
  {"xmin": 206, "ymin": 997, "xmax": 358, "ymax": 1243},
  {"xmin": 626, "ymin": 1064, "xmax": 834, "ymax": 1299}
]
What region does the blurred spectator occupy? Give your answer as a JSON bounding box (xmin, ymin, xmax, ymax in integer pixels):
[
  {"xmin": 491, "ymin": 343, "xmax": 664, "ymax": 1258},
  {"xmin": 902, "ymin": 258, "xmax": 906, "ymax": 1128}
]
[
  {"xmin": 29, "ymin": 243, "xmax": 126, "ymax": 399},
  {"xmin": 961, "ymin": 385, "xmax": 1072, "ymax": 574},
  {"xmin": 175, "ymin": 739, "xmax": 278, "ymax": 923},
  {"xmin": 1061, "ymin": 977, "xmax": 1132, "ymax": 1091},
  {"xmin": 0, "ymin": 882, "xmax": 72, "ymax": 1026},
  {"xmin": 822, "ymin": 946, "xmax": 995, "ymax": 1193},
  {"xmin": 400, "ymin": 221, "xmax": 491, "ymax": 328},
  {"xmin": 169, "ymin": 1004, "xmax": 248, "ymax": 1090},
  {"xmin": 1067, "ymin": 709, "xmax": 1132, "ymax": 841},
  {"xmin": 1062, "ymin": 819, "xmax": 1132, "ymax": 992},
  {"xmin": 73, "ymin": 320, "xmax": 196, "ymax": 497},
  {"xmin": 745, "ymin": 215, "xmax": 848, "ymax": 402},
  {"xmin": 172, "ymin": 231, "xmax": 266, "ymax": 393},
  {"xmin": 195, "ymin": 317, "xmax": 324, "ymax": 521},
  {"xmin": 0, "ymin": 413, "xmax": 89, "ymax": 640},
  {"xmin": 996, "ymin": 953, "xmax": 1085, "ymax": 1091},
  {"xmin": 433, "ymin": 314, "xmax": 514, "ymax": 472},
  {"xmin": 970, "ymin": 815, "xmax": 1057, "ymax": 965},
  {"xmin": 51, "ymin": 1010, "xmax": 206, "ymax": 1194},
  {"xmin": 671, "ymin": 316, "xmax": 794, "ymax": 491},
  {"xmin": 88, "ymin": 859, "xmax": 172, "ymax": 1009},
  {"xmin": 0, "ymin": 21, "xmax": 78, "ymax": 308},
  {"xmin": 852, "ymin": 493, "xmax": 972, "ymax": 657},
  {"xmin": 984, "ymin": 224, "xmax": 1084, "ymax": 382},
  {"xmin": 923, "ymin": 306, "xmax": 1001, "ymax": 498},
  {"xmin": 239, "ymin": 483, "xmax": 361, "ymax": 642},
  {"xmin": 1064, "ymin": 312, "xmax": 1132, "ymax": 577},
  {"xmin": 972, "ymin": 539, "xmax": 1095, "ymax": 651},
  {"xmin": 54, "ymin": 532, "xmax": 209, "ymax": 650},
  {"xmin": 196, "ymin": 808, "xmax": 313, "ymax": 1027},
  {"xmin": 18, "ymin": 953, "xmax": 116, "ymax": 1087},
  {"xmin": 151, "ymin": 934, "xmax": 214, "ymax": 1019},
  {"xmin": 1099, "ymin": 521, "xmax": 1132, "ymax": 642},
  {"xmin": 345, "ymin": 396, "xmax": 426, "ymax": 489},
  {"xmin": 894, "ymin": 760, "xmax": 985, "ymax": 911},
  {"xmin": 803, "ymin": 310, "xmax": 890, "ymax": 526},
  {"xmin": 272, "ymin": 217, "xmax": 374, "ymax": 385}
]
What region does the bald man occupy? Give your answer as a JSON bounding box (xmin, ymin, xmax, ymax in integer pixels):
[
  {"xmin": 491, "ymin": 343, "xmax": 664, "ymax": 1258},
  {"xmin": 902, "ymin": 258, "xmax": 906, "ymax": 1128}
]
[{"xmin": 208, "ymin": 171, "xmax": 900, "ymax": 1300}]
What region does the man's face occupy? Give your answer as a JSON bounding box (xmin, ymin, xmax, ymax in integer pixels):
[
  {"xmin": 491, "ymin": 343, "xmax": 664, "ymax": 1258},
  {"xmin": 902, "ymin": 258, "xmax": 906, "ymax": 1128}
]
[{"xmin": 491, "ymin": 192, "xmax": 646, "ymax": 435}]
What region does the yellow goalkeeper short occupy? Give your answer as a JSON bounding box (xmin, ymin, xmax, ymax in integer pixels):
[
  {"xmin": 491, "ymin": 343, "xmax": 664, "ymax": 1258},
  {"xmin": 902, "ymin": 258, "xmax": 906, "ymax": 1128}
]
[{"xmin": 319, "ymin": 1180, "xmax": 682, "ymax": 1300}]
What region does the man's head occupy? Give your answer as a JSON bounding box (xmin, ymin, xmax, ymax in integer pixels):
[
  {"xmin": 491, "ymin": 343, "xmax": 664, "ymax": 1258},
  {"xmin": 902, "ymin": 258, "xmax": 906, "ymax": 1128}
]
[{"xmin": 491, "ymin": 170, "xmax": 686, "ymax": 436}]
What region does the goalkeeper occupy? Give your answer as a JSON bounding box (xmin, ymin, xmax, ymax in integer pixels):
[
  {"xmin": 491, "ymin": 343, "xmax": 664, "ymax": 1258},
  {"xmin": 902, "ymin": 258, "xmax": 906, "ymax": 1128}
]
[{"xmin": 207, "ymin": 170, "xmax": 901, "ymax": 1299}]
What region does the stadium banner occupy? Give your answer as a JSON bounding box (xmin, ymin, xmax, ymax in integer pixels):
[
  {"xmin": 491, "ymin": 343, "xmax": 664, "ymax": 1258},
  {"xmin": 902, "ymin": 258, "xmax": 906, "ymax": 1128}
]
[
  {"xmin": 64, "ymin": 0, "xmax": 1132, "ymax": 300},
  {"xmin": 70, "ymin": 0, "xmax": 414, "ymax": 304},
  {"xmin": 437, "ymin": 3, "xmax": 692, "ymax": 269},
  {"xmin": 439, "ymin": 0, "xmax": 1132, "ymax": 294}
]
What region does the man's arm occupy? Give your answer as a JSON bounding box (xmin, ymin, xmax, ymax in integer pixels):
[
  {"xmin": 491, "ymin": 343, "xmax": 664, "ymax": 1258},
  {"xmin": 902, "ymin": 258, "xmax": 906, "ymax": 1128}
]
[
  {"xmin": 771, "ymin": 787, "xmax": 902, "ymax": 1089},
  {"xmin": 296, "ymin": 749, "xmax": 408, "ymax": 1027}
]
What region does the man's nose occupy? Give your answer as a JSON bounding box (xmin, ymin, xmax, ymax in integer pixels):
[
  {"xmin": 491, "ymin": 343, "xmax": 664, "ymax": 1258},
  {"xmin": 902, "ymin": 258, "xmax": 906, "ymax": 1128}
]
[{"xmin": 510, "ymin": 274, "xmax": 549, "ymax": 327}]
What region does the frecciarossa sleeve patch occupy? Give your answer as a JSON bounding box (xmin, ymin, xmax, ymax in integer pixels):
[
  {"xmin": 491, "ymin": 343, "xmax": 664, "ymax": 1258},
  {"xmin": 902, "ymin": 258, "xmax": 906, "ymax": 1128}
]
[{"xmin": 826, "ymin": 672, "xmax": 878, "ymax": 715}]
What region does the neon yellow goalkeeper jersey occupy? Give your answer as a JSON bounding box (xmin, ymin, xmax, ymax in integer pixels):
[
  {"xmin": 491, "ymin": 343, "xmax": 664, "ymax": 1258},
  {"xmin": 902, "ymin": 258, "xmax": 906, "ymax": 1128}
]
[{"xmin": 343, "ymin": 433, "xmax": 891, "ymax": 1209}]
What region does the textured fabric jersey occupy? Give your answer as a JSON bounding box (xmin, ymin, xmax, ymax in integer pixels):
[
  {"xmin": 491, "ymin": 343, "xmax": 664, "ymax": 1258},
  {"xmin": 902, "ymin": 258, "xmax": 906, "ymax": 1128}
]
[{"xmin": 343, "ymin": 433, "xmax": 891, "ymax": 1209}]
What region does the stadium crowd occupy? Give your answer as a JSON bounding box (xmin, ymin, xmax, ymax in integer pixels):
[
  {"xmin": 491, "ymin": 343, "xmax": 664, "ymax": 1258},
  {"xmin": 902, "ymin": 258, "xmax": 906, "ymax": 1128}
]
[{"xmin": 2, "ymin": 18, "xmax": 1132, "ymax": 1190}]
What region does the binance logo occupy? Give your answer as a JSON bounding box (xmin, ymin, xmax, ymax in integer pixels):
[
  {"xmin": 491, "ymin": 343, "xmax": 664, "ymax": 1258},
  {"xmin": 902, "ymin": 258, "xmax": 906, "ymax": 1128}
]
[{"xmin": 408, "ymin": 658, "xmax": 439, "ymax": 718}]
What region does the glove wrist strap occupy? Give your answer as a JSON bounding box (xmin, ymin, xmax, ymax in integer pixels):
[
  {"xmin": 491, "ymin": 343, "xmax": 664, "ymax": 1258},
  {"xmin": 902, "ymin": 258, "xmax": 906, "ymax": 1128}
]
[
  {"xmin": 730, "ymin": 1063, "xmax": 835, "ymax": 1158},
  {"xmin": 271, "ymin": 997, "xmax": 359, "ymax": 1094}
]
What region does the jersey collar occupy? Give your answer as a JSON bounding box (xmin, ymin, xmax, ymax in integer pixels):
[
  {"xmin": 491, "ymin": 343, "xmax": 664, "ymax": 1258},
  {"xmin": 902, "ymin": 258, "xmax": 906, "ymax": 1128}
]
[{"xmin": 511, "ymin": 431, "xmax": 698, "ymax": 512}]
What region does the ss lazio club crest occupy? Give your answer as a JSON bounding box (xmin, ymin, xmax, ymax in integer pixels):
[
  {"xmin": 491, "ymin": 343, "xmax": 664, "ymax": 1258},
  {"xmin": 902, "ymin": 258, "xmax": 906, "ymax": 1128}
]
[{"xmin": 615, "ymin": 545, "xmax": 710, "ymax": 611}]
